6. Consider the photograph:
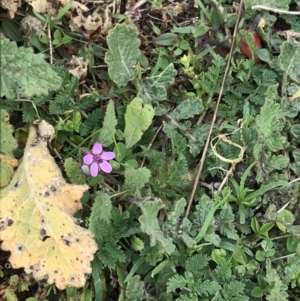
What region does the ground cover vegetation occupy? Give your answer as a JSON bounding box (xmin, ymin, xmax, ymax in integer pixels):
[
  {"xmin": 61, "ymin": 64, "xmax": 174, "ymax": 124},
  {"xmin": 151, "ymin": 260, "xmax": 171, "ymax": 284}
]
[{"xmin": 1, "ymin": 0, "xmax": 300, "ymax": 300}]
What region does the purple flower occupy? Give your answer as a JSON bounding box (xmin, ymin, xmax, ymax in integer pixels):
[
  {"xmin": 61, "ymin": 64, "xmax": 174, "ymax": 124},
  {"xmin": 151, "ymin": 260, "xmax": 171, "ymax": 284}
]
[{"xmin": 83, "ymin": 143, "xmax": 115, "ymax": 177}]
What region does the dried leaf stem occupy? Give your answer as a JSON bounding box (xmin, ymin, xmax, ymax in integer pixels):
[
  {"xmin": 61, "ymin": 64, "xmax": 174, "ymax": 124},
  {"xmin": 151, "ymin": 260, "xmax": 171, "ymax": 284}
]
[
  {"xmin": 184, "ymin": 0, "xmax": 244, "ymax": 218},
  {"xmin": 252, "ymin": 5, "xmax": 300, "ymax": 15}
]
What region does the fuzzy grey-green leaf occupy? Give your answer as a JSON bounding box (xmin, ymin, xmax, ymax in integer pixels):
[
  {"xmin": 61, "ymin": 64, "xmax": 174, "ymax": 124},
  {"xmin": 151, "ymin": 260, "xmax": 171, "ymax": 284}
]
[
  {"xmin": 0, "ymin": 38, "xmax": 62, "ymax": 98},
  {"xmin": 0, "ymin": 109, "xmax": 17, "ymax": 156},
  {"xmin": 139, "ymin": 198, "xmax": 175, "ymax": 255},
  {"xmin": 270, "ymin": 42, "xmax": 300, "ymax": 93},
  {"xmin": 123, "ymin": 167, "xmax": 151, "ymax": 193},
  {"xmin": 97, "ymin": 99, "xmax": 117, "ymax": 147},
  {"xmin": 139, "ymin": 63, "xmax": 177, "ymax": 103},
  {"xmin": 105, "ymin": 25, "xmax": 141, "ymax": 86},
  {"xmin": 170, "ymin": 97, "xmax": 204, "ymax": 120},
  {"xmin": 64, "ymin": 158, "xmax": 86, "ymax": 185}
]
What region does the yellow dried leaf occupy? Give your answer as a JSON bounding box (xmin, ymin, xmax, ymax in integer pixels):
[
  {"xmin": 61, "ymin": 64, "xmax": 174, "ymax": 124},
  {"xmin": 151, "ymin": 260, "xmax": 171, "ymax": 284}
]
[{"xmin": 0, "ymin": 120, "xmax": 97, "ymax": 290}]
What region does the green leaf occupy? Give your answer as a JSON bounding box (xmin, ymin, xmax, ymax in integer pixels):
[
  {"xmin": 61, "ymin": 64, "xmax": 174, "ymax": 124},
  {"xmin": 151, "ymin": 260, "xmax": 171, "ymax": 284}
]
[
  {"xmin": 64, "ymin": 158, "xmax": 86, "ymax": 185},
  {"xmin": 0, "ymin": 116, "xmax": 17, "ymax": 189},
  {"xmin": 251, "ymin": 217, "xmax": 260, "ymax": 233},
  {"xmin": 105, "ymin": 24, "xmax": 141, "ymax": 86},
  {"xmin": 277, "ymin": 209, "xmax": 295, "ymax": 226},
  {"xmin": 194, "ymin": 279, "xmax": 221, "ymax": 297},
  {"xmin": 255, "ymin": 86, "xmax": 287, "ymax": 151},
  {"xmin": 265, "ymin": 259, "xmax": 289, "ymax": 300},
  {"xmin": 123, "ymin": 166, "xmax": 151, "ymax": 193},
  {"xmin": 244, "ymin": 181, "xmax": 290, "ymax": 203},
  {"xmin": 212, "ymin": 249, "xmax": 227, "ymax": 265},
  {"xmin": 92, "ymin": 257, "xmax": 103, "ymax": 301},
  {"xmin": 192, "ymin": 24, "xmax": 210, "ymax": 38},
  {"xmin": 124, "ymin": 97, "xmax": 154, "ymax": 149},
  {"xmin": 251, "ymin": 286, "xmax": 264, "ymax": 298},
  {"xmin": 0, "ymin": 38, "xmax": 62, "ymax": 98},
  {"xmin": 124, "ymin": 257, "xmax": 146, "ymax": 283},
  {"xmin": 1, "ymin": 19, "xmax": 23, "ymax": 42},
  {"xmin": 166, "ymin": 274, "xmax": 187, "ymax": 293},
  {"xmin": 130, "ymin": 235, "xmax": 144, "ymax": 251},
  {"xmin": 66, "ymin": 286, "xmax": 77, "ymax": 297},
  {"xmin": 255, "ymin": 250, "xmax": 265, "ymax": 261},
  {"xmin": 253, "ymin": 85, "xmax": 288, "ymax": 182},
  {"xmin": 211, "ymin": 7, "xmax": 222, "ymax": 31},
  {"xmin": 97, "ymin": 99, "xmax": 117, "ymax": 147},
  {"xmin": 151, "ymin": 258, "xmax": 175, "ymax": 277},
  {"xmin": 54, "ymin": 29, "xmax": 62, "ymax": 42},
  {"xmin": 286, "ymin": 235, "xmax": 299, "ymax": 252},
  {"xmin": 155, "ymin": 33, "xmax": 178, "ymax": 46},
  {"xmin": 139, "ymin": 198, "xmax": 175, "ymax": 255},
  {"xmin": 93, "ymin": 192, "xmax": 112, "ymax": 223},
  {"xmin": 139, "ymin": 63, "xmax": 177, "ymax": 104},
  {"xmin": 173, "ymin": 26, "xmax": 194, "ymax": 34},
  {"xmin": 114, "ymin": 142, "xmax": 127, "ymax": 162},
  {"xmin": 0, "ymin": 109, "xmax": 17, "ymax": 156},
  {"xmin": 195, "ymin": 192, "xmax": 230, "ymax": 243},
  {"xmin": 260, "ymin": 222, "xmax": 275, "ymax": 234},
  {"xmin": 0, "ymin": 160, "xmax": 15, "ymax": 188},
  {"xmin": 170, "ymin": 97, "xmax": 204, "ymax": 120},
  {"xmin": 270, "ymin": 42, "xmax": 300, "ymax": 95},
  {"xmin": 55, "ymin": 0, "xmax": 73, "ymax": 22},
  {"xmin": 166, "ymin": 198, "xmax": 186, "ymax": 227},
  {"xmin": 125, "ymin": 275, "xmax": 145, "ymax": 301}
]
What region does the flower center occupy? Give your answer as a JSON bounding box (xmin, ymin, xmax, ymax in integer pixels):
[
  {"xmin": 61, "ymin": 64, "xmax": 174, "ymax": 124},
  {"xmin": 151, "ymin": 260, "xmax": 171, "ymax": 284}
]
[{"xmin": 94, "ymin": 154, "xmax": 103, "ymax": 163}]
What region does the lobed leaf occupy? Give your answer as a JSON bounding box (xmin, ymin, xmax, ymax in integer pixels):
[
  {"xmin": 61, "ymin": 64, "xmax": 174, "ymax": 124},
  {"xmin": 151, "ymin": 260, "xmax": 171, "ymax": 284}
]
[
  {"xmin": 123, "ymin": 166, "xmax": 151, "ymax": 194},
  {"xmin": 64, "ymin": 158, "xmax": 86, "ymax": 185},
  {"xmin": 93, "ymin": 192, "xmax": 112, "ymax": 223},
  {"xmin": 139, "ymin": 199, "xmax": 175, "ymax": 255},
  {"xmin": 0, "ymin": 109, "xmax": 18, "ymax": 188}
]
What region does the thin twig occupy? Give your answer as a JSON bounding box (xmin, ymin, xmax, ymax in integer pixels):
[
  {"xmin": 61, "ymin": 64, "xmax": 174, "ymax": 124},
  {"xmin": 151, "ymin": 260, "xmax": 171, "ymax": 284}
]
[
  {"xmin": 252, "ymin": 5, "xmax": 300, "ymax": 15},
  {"xmin": 184, "ymin": 0, "xmax": 244, "ymax": 218}
]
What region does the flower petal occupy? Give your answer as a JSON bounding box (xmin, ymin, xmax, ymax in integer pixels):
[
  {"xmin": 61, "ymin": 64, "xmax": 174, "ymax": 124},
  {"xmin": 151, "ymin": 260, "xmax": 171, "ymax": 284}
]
[
  {"xmin": 100, "ymin": 151, "xmax": 116, "ymax": 160},
  {"xmin": 99, "ymin": 161, "xmax": 112, "ymax": 173},
  {"xmin": 83, "ymin": 154, "xmax": 94, "ymax": 165},
  {"xmin": 90, "ymin": 162, "xmax": 99, "ymax": 177},
  {"xmin": 92, "ymin": 143, "xmax": 103, "ymax": 155}
]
